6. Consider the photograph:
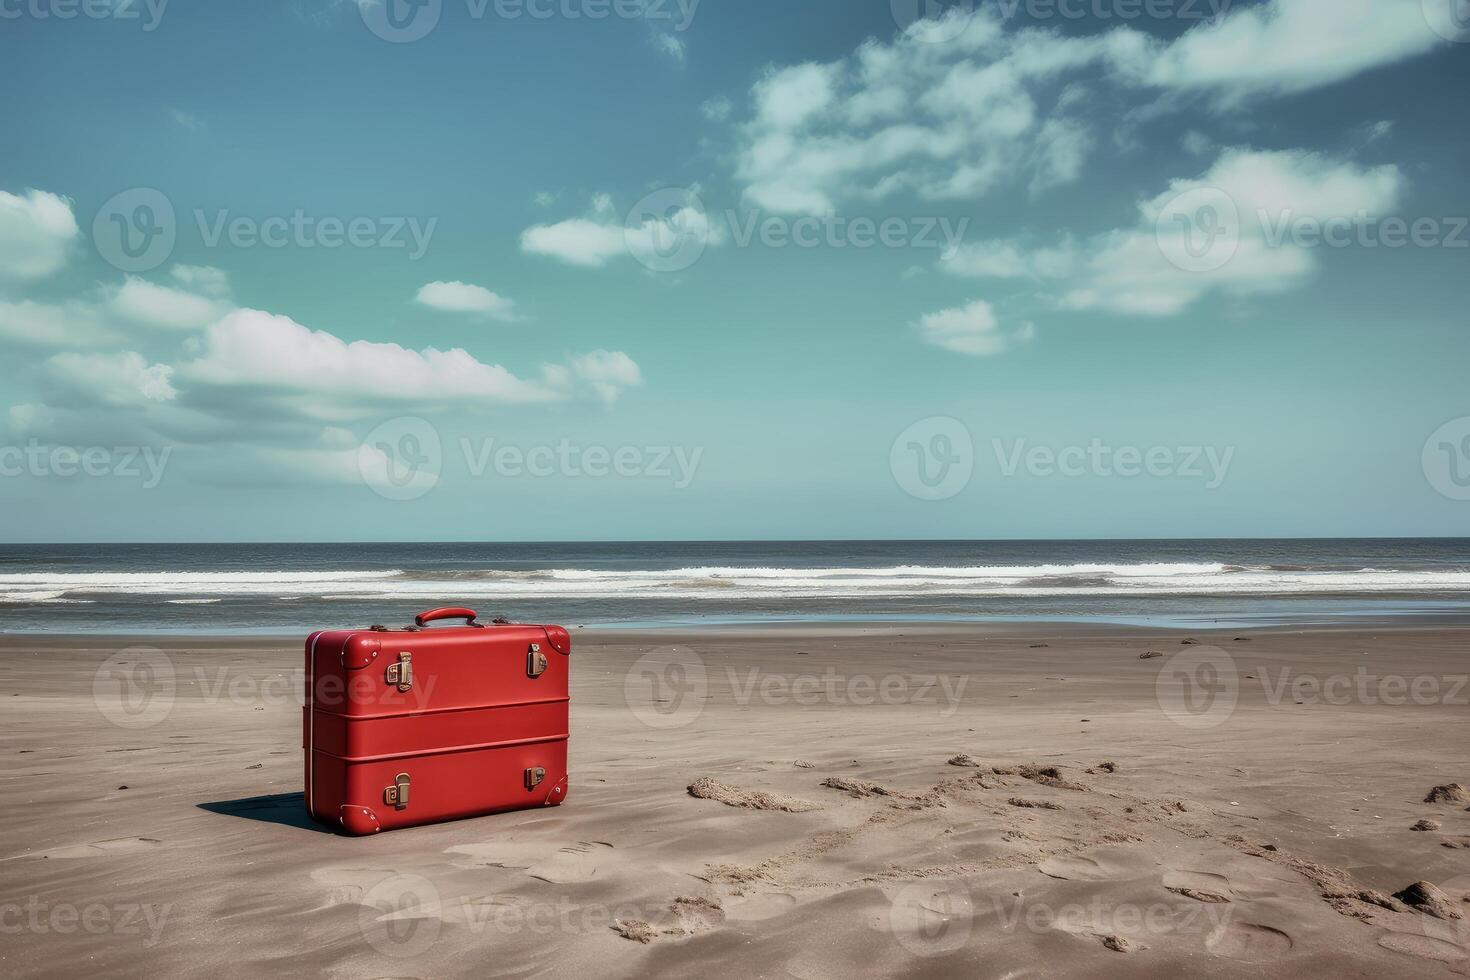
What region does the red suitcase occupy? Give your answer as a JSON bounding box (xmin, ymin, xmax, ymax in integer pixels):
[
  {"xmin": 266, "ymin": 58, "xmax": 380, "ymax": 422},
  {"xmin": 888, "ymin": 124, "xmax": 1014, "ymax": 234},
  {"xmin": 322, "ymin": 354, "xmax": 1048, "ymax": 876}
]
[{"xmin": 303, "ymin": 607, "xmax": 570, "ymax": 835}]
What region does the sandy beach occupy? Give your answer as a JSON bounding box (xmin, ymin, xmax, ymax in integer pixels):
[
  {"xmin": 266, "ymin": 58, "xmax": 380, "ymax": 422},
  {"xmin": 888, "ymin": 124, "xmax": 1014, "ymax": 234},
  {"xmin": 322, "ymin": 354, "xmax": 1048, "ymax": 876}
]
[{"xmin": 3, "ymin": 624, "xmax": 1469, "ymax": 978}]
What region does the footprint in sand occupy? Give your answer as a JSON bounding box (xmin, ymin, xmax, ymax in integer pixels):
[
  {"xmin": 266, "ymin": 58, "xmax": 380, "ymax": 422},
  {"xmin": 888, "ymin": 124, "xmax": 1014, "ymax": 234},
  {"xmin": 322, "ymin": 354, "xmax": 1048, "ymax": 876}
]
[
  {"xmin": 1205, "ymin": 922, "xmax": 1293, "ymax": 960},
  {"xmin": 1037, "ymin": 847, "xmax": 1145, "ymax": 882},
  {"xmin": 1164, "ymin": 870, "xmax": 1234, "ymax": 903},
  {"xmin": 24, "ymin": 837, "xmax": 161, "ymax": 860}
]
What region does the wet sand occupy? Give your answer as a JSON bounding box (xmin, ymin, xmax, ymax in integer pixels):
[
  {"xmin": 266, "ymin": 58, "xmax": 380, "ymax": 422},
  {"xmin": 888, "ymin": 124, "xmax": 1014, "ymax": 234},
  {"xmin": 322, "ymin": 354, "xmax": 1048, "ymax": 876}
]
[{"xmin": 3, "ymin": 625, "xmax": 1469, "ymax": 977}]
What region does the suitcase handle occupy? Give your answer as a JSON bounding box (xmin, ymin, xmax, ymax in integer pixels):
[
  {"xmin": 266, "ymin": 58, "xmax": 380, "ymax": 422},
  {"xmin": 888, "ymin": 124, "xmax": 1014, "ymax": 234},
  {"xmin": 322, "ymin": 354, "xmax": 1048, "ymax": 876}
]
[{"xmin": 414, "ymin": 607, "xmax": 481, "ymax": 628}]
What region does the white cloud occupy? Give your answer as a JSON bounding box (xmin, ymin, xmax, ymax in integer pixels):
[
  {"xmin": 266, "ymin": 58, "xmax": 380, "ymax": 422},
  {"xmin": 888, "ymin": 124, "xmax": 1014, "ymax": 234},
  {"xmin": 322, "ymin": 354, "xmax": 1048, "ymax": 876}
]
[
  {"xmin": 175, "ymin": 309, "xmax": 641, "ymax": 418},
  {"xmin": 171, "ymin": 108, "xmax": 205, "ymax": 131},
  {"xmin": 170, "ymin": 264, "xmax": 231, "ymax": 297},
  {"xmin": 521, "ymin": 195, "xmax": 724, "ymax": 268},
  {"xmin": 179, "ymin": 309, "xmax": 561, "ymax": 417},
  {"xmin": 567, "ymin": 349, "xmax": 644, "ymax": 405},
  {"xmin": 520, "ymin": 218, "xmax": 629, "ymax": 267},
  {"xmin": 110, "ymin": 276, "xmax": 231, "ymax": 331},
  {"xmin": 941, "ymin": 239, "xmax": 1076, "ymax": 280},
  {"xmin": 914, "ymin": 300, "xmax": 1033, "ymax": 356},
  {"xmin": 653, "ymin": 33, "xmax": 686, "ymax": 63},
  {"xmin": 42, "ymin": 351, "xmax": 177, "ymax": 407},
  {"xmin": 947, "ymin": 148, "xmax": 1405, "ymax": 317},
  {"xmin": 0, "ymin": 189, "xmax": 77, "ymax": 281},
  {"xmin": 414, "ymin": 281, "xmax": 519, "ymax": 320},
  {"xmin": 0, "ymin": 299, "xmax": 116, "ymax": 348},
  {"xmin": 701, "ymin": 97, "xmax": 732, "ymax": 122},
  {"xmin": 1146, "ymin": 0, "xmax": 1441, "ymax": 101},
  {"xmin": 720, "ymin": 0, "xmax": 1438, "ymax": 215}
]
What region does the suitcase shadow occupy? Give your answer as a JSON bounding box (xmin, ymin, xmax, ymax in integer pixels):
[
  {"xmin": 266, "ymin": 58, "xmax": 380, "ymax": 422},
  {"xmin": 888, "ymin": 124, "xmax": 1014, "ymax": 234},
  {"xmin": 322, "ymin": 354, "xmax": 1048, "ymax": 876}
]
[{"xmin": 196, "ymin": 792, "xmax": 337, "ymax": 834}]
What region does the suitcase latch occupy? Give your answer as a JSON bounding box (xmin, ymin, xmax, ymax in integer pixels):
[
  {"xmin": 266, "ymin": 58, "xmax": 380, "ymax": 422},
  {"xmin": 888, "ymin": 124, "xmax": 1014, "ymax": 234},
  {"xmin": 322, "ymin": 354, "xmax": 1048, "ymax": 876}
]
[
  {"xmin": 385, "ymin": 652, "xmax": 413, "ymax": 692},
  {"xmin": 527, "ymin": 643, "xmax": 548, "ymax": 679},
  {"xmin": 524, "ymin": 767, "xmax": 546, "ymax": 790},
  {"xmin": 384, "ymin": 772, "xmax": 410, "ymax": 810}
]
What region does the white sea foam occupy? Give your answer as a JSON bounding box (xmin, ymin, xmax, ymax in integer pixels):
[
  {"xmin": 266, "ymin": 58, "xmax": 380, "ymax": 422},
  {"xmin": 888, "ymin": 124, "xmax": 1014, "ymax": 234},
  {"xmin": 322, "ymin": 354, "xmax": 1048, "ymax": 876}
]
[{"xmin": 3, "ymin": 563, "xmax": 1470, "ymax": 602}]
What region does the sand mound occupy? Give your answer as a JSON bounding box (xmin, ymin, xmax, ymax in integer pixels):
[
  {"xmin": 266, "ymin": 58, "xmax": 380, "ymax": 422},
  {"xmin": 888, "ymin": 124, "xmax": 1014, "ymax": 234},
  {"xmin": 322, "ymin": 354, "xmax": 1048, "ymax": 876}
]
[
  {"xmin": 1392, "ymin": 881, "xmax": 1463, "ymax": 920},
  {"xmin": 1424, "ymin": 783, "xmax": 1468, "ymax": 804},
  {"xmin": 820, "ymin": 776, "xmax": 944, "ymax": 809},
  {"xmin": 1086, "ymin": 761, "xmax": 1118, "ymax": 774},
  {"xmin": 611, "ymin": 919, "xmax": 658, "ymax": 944},
  {"xmin": 1016, "ymin": 764, "xmax": 1088, "ymax": 791},
  {"xmin": 1099, "ymin": 934, "xmax": 1130, "ymax": 952},
  {"xmin": 1411, "ymin": 819, "xmax": 1441, "ymax": 832},
  {"xmin": 1138, "ymin": 651, "xmax": 1162, "ymax": 660},
  {"xmin": 947, "ymin": 754, "xmax": 981, "ymax": 767},
  {"xmin": 687, "ymin": 777, "xmax": 820, "ymax": 813},
  {"xmin": 1008, "ymin": 797, "xmax": 1063, "ymax": 810}
]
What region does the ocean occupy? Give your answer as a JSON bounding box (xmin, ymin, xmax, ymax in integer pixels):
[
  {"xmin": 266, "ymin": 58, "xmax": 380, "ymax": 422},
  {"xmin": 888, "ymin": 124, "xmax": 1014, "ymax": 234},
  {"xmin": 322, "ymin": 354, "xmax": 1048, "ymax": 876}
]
[{"xmin": 3, "ymin": 538, "xmax": 1470, "ymax": 634}]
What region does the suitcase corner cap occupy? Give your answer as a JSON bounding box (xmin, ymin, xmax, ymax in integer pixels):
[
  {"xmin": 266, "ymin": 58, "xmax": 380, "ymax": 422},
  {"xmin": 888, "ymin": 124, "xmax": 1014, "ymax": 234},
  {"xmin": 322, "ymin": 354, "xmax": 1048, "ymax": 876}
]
[
  {"xmin": 341, "ymin": 635, "xmax": 382, "ymax": 671},
  {"xmin": 542, "ymin": 626, "xmax": 571, "ymax": 656}
]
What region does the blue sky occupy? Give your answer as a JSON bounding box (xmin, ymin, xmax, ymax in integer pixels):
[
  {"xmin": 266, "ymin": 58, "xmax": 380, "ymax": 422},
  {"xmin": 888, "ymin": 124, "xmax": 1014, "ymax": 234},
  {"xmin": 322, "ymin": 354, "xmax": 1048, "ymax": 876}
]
[{"xmin": 1, "ymin": 0, "xmax": 1468, "ymax": 542}]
